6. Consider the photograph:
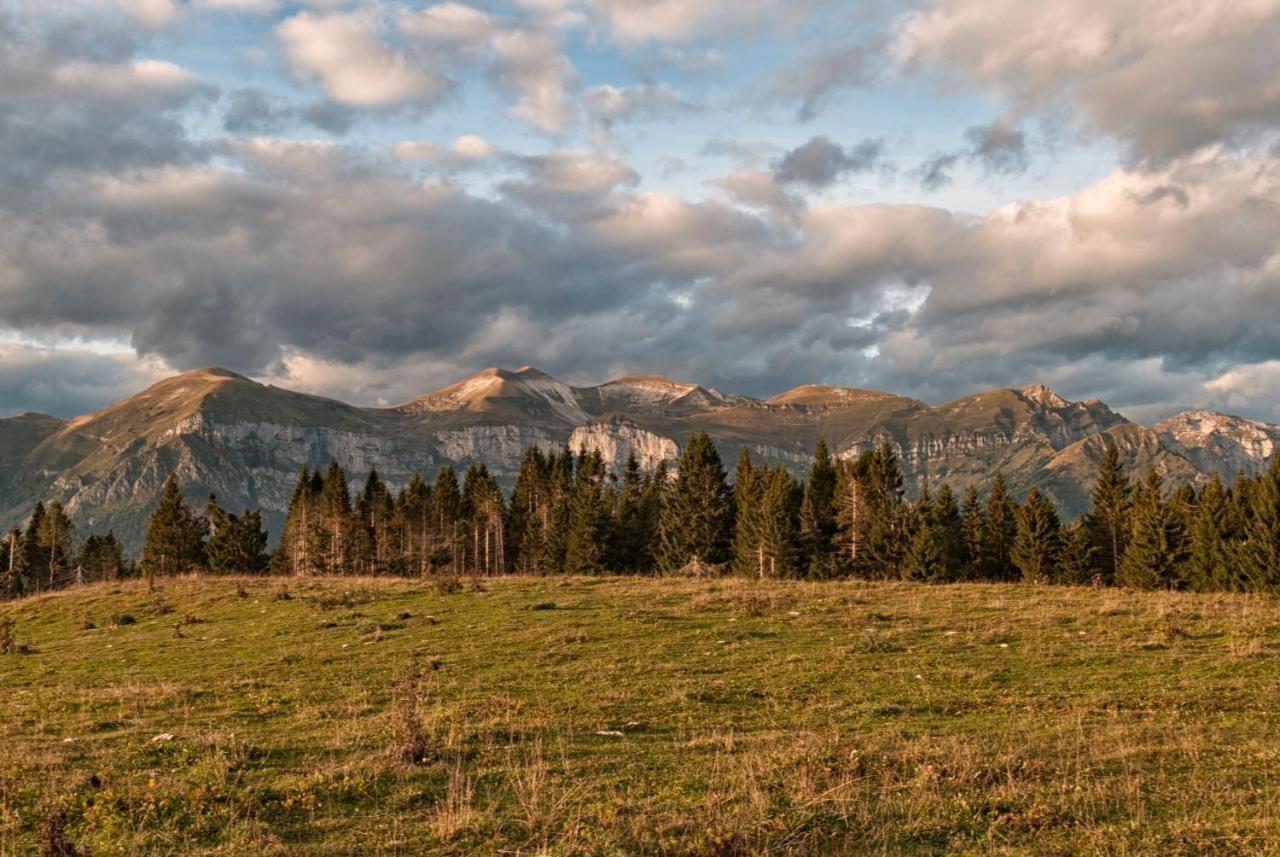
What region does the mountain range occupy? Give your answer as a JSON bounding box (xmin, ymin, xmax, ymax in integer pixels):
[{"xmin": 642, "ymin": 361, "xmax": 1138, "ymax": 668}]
[{"xmin": 2, "ymin": 365, "xmax": 1277, "ymax": 554}]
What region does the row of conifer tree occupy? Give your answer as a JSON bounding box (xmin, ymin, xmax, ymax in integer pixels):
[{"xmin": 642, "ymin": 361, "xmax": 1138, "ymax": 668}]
[{"xmin": 4, "ymin": 432, "xmax": 1280, "ymax": 597}]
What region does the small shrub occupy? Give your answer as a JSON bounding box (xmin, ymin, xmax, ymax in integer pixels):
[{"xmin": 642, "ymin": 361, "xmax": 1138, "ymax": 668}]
[
  {"xmin": 434, "ymin": 578, "xmax": 463, "ymax": 596},
  {"xmin": 527, "ymin": 601, "xmax": 556, "ymax": 611},
  {"xmin": 397, "ymin": 610, "xmax": 413, "ymax": 620},
  {"xmin": 272, "ymin": 585, "xmax": 292, "ymax": 602},
  {"xmin": 109, "ymin": 613, "xmax": 136, "ymax": 628},
  {"xmin": 152, "ymin": 598, "xmax": 174, "ymax": 616},
  {"xmin": 0, "ymin": 618, "xmax": 17, "ymax": 654},
  {"xmin": 235, "ymin": 582, "xmax": 249, "ymax": 598}
]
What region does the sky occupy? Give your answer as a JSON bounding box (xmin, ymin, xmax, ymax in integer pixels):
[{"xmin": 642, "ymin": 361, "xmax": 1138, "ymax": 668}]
[{"xmin": 2, "ymin": 0, "xmax": 1279, "ymax": 424}]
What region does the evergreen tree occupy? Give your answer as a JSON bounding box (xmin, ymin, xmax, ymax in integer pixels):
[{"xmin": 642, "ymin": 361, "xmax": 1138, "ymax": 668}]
[
  {"xmin": 1241, "ymin": 456, "xmax": 1280, "ymax": 591},
  {"xmin": 432, "ymin": 466, "xmax": 462, "ymax": 575},
  {"xmin": 656, "ymin": 432, "xmax": 731, "ymax": 573},
  {"xmin": 837, "ymin": 443, "xmax": 908, "ymax": 577},
  {"xmin": 1184, "ymin": 475, "xmax": 1240, "ymax": 591},
  {"xmin": 755, "ymin": 467, "xmax": 800, "ymax": 577},
  {"xmin": 509, "ymin": 448, "xmax": 550, "ymax": 574},
  {"xmin": 978, "ymin": 473, "xmax": 1018, "ymax": 581},
  {"xmin": 21, "ymin": 502, "xmax": 46, "ymax": 592},
  {"xmin": 902, "ymin": 487, "xmax": 947, "ymax": 582},
  {"xmin": 798, "ymin": 439, "xmax": 838, "ymax": 577},
  {"xmin": 320, "ymin": 461, "xmax": 351, "ymax": 575},
  {"xmin": 959, "ymin": 485, "xmax": 985, "ymax": 581},
  {"xmin": 730, "ymin": 450, "xmax": 763, "ymax": 577},
  {"xmin": 565, "ymin": 449, "xmax": 608, "ymax": 573},
  {"xmin": 75, "ymin": 532, "xmax": 125, "ymax": 583},
  {"xmin": 206, "ymin": 496, "xmax": 269, "ymax": 574},
  {"xmin": 1057, "ymin": 519, "xmax": 1098, "ymax": 585},
  {"xmin": 36, "ymin": 500, "xmax": 74, "ymax": 590},
  {"xmin": 461, "ymin": 462, "xmax": 505, "ymax": 574},
  {"xmin": 540, "ymin": 451, "xmax": 574, "ymax": 574},
  {"xmin": 933, "ymin": 484, "xmax": 967, "ymax": 581},
  {"xmin": 140, "ymin": 474, "xmax": 206, "ymax": 582},
  {"xmin": 1088, "ymin": 445, "xmax": 1131, "ymax": 583},
  {"xmin": 1010, "ymin": 487, "xmax": 1061, "ymax": 583},
  {"xmin": 275, "ymin": 467, "xmax": 324, "ymax": 576},
  {"xmin": 608, "ymin": 451, "xmax": 647, "ymax": 573},
  {"xmin": 397, "ymin": 473, "xmax": 432, "ymax": 577},
  {"xmin": 1118, "ymin": 469, "xmax": 1186, "ymax": 589}
]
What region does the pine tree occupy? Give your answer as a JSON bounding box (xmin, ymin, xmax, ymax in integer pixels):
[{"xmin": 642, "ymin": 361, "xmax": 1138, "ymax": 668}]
[
  {"xmin": 1241, "ymin": 456, "xmax": 1280, "ymax": 591},
  {"xmin": 1057, "ymin": 519, "xmax": 1097, "ymax": 585},
  {"xmin": 432, "ymin": 466, "xmax": 463, "ymax": 575},
  {"xmin": 608, "ymin": 451, "xmax": 647, "ymax": 572},
  {"xmin": 75, "ymin": 532, "xmax": 125, "ymax": 583},
  {"xmin": 798, "ymin": 439, "xmax": 838, "ymax": 577},
  {"xmin": 37, "ymin": 501, "xmax": 74, "ymax": 590},
  {"xmin": 565, "ymin": 449, "xmax": 608, "ymax": 573},
  {"xmin": 656, "ymin": 432, "xmax": 731, "ymax": 573},
  {"xmin": 755, "ymin": 467, "xmax": 800, "ymax": 577},
  {"xmin": 902, "ymin": 487, "xmax": 947, "ymax": 582},
  {"xmin": 959, "ymin": 485, "xmax": 984, "ymax": 581},
  {"xmin": 540, "ymin": 451, "xmax": 574, "ymax": 574},
  {"xmin": 1088, "ymin": 445, "xmax": 1130, "ymax": 583},
  {"xmin": 140, "ymin": 474, "xmax": 206, "ymax": 582},
  {"xmin": 21, "ymin": 502, "xmax": 46, "ymax": 592},
  {"xmin": 1011, "ymin": 487, "xmax": 1061, "ymax": 583},
  {"xmin": 397, "ymin": 472, "xmax": 432, "ymax": 577},
  {"xmin": 730, "ymin": 450, "xmax": 762, "ymax": 577},
  {"xmin": 206, "ymin": 496, "xmax": 269, "ymax": 574},
  {"xmin": 320, "ymin": 461, "xmax": 351, "ymax": 575},
  {"xmin": 837, "ymin": 443, "xmax": 908, "ymax": 577},
  {"xmin": 1184, "ymin": 475, "xmax": 1240, "ymax": 591},
  {"xmin": 275, "ymin": 467, "xmax": 325, "ymax": 576},
  {"xmin": 933, "ymin": 484, "xmax": 967, "ymax": 581},
  {"xmin": 978, "ymin": 473, "xmax": 1018, "ymax": 581},
  {"xmin": 1118, "ymin": 469, "xmax": 1185, "ymax": 590}
]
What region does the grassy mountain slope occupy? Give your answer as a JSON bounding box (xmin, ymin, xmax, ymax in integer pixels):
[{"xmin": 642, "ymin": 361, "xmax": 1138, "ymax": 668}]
[{"xmin": 2, "ymin": 576, "xmax": 1279, "ymax": 854}]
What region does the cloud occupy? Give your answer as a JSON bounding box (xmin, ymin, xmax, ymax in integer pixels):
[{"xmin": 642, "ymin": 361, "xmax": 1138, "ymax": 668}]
[
  {"xmin": 277, "ymin": 10, "xmax": 451, "ymax": 108},
  {"xmin": 393, "ymin": 134, "xmax": 498, "ymax": 170},
  {"xmin": 585, "ymin": 82, "xmax": 692, "ymax": 127},
  {"xmin": 490, "ymin": 28, "xmax": 578, "ymax": 132},
  {"xmin": 963, "ymin": 118, "xmax": 1029, "ymax": 174},
  {"xmin": 584, "ymin": 0, "xmax": 814, "ymax": 45},
  {"xmin": 768, "ymin": 44, "xmax": 877, "ymax": 121},
  {"xmin": 0, "ymin": 342, "xmax": 169, "ymax": 418},
  {"xmin": 772, "ymin": 135, "xmax": 886, "ymax": 188},
  {"xmin": 895, "ymin": 0, "xmax": 1280, "ymax": 162}
]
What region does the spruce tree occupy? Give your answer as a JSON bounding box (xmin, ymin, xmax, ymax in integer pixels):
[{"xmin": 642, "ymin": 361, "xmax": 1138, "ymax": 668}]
[
  {"xmin": 1010, "ymin": 487, "xmax": 1061, "ymax": 583},
  {"xmin": 1184, "ymin": 475, "xmax": 1239, "ymax": 591},
  {"xmin": 902, "ymin": 488, "xmax": 947, "ymax": 582},
  {"xmin": 320, "ymin": 461, "xmax": 351, "ymax": 575},
  {"xmin": 933, "ymin": 484, "xmax": 967, "ymax": 581},
  {"xmin": 1088, "ymin": 445, "xmax": 1130, "ymax": 583},
  {"xmin": 755, "ymin": 467, "xmax": 800, "ymax": 577},
  {"xmin": 959, "ymin": 485, "xmax": 985, "ymax": 581},
  {"xmin": 608, "ymin": 451, "xmax": 646, "ymax": 573},
  {"xmin": 140, "ymin": 474, "xmax": 206, "ymax": 582},
  {"xmin": 433, "ymin": 466, "xmax": 462, "ymax": 575},
  {"xmin": 1057, "ymin": 519, "xmax": 1097, "ymax": 585},
  {"xmin": 21, "ymin": 502, "xmax": 46, "ymax": 592},
  {"xmin": 37, "ymin": 501, "xmax": 74, "ymax": 590},
  {"xmin": 398, "ymin": 473, "xmax": 432, "ymax": 577},
  {"xmin": 730, "ymin": 450, "xmax": 762, "ymax": 577},
  {"xmin": 1118, "ymin": 469, "xmax": 1185, "ymax": 590},
  {"xmin": 979, "ymin": 473, "xmax": 1018, "ymax": 581},
  {"xmin": 798, "ymin": 438, "xmax": 838, "ymax": 577},
  {"xmin": 1241, "ymin": 456, "xmax": 1280, "ymax": 591},
  {"xmin": 656, "ymin": 432, "xmax": 731, "ymax": 573},
  {"xmin": 565, "ymin": 449, "xmax": 608, "ymax": 573}
]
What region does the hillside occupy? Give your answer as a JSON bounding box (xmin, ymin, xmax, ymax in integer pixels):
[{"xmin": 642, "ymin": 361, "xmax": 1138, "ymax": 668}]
[
  {"xmin": 2, "ymin": 576, "xmax": 1279, "ymax": 854},
  {"xmin": 1, "ymin": 365, "xmax": 1277, "ymax": 553}
]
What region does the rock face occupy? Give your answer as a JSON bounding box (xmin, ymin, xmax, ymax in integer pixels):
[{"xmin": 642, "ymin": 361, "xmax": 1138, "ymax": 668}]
[{"xmin": 1, "ymin": 364, "xmax": 1275, "ymax": 554}]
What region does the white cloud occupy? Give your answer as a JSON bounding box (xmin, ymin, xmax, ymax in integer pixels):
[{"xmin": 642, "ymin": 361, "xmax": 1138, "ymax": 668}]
[
  {"xmin": 277, "ymin": 10, "xmax": 449, "ymax": 108},
  {"xmin": 491, "ymin": 29, "xmax": 578, "ymax": 132},
  {"xmin": 896, "ymin": 0, "xmax": 1280, "ymax": 161},
  {"xmin": 393, "ymin": 134, "xmax": 497, "ymax": 168},
  {"xmin": 123, "ymin": 0, "xmax": 176, "ymax": 28},
  {"xmin": 398, "ymin": 2, "xmax": 498, "ymax": 52}
]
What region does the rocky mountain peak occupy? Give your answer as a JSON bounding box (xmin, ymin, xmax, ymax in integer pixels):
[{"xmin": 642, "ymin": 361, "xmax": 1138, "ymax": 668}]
[{"xmin": 1019, "ymin": 384, "xmax": 1070, "ymax": 409}]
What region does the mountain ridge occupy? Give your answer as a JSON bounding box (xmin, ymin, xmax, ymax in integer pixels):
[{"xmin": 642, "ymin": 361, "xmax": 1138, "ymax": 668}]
[{"xmin": 1, "ymin": 364, "xmax": 1273, "ymax": 554}]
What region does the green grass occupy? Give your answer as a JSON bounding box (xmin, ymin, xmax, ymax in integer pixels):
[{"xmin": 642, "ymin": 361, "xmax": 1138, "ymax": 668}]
[{"xmin": 3, "ymin": 576, "xmax": 1280, "ymax": 855}]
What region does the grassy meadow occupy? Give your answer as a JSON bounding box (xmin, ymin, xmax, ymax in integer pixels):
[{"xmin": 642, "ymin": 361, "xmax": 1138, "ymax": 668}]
[{"xmin": 2, "ymin": 575, "xmax": 1280, "ymax": 855}]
